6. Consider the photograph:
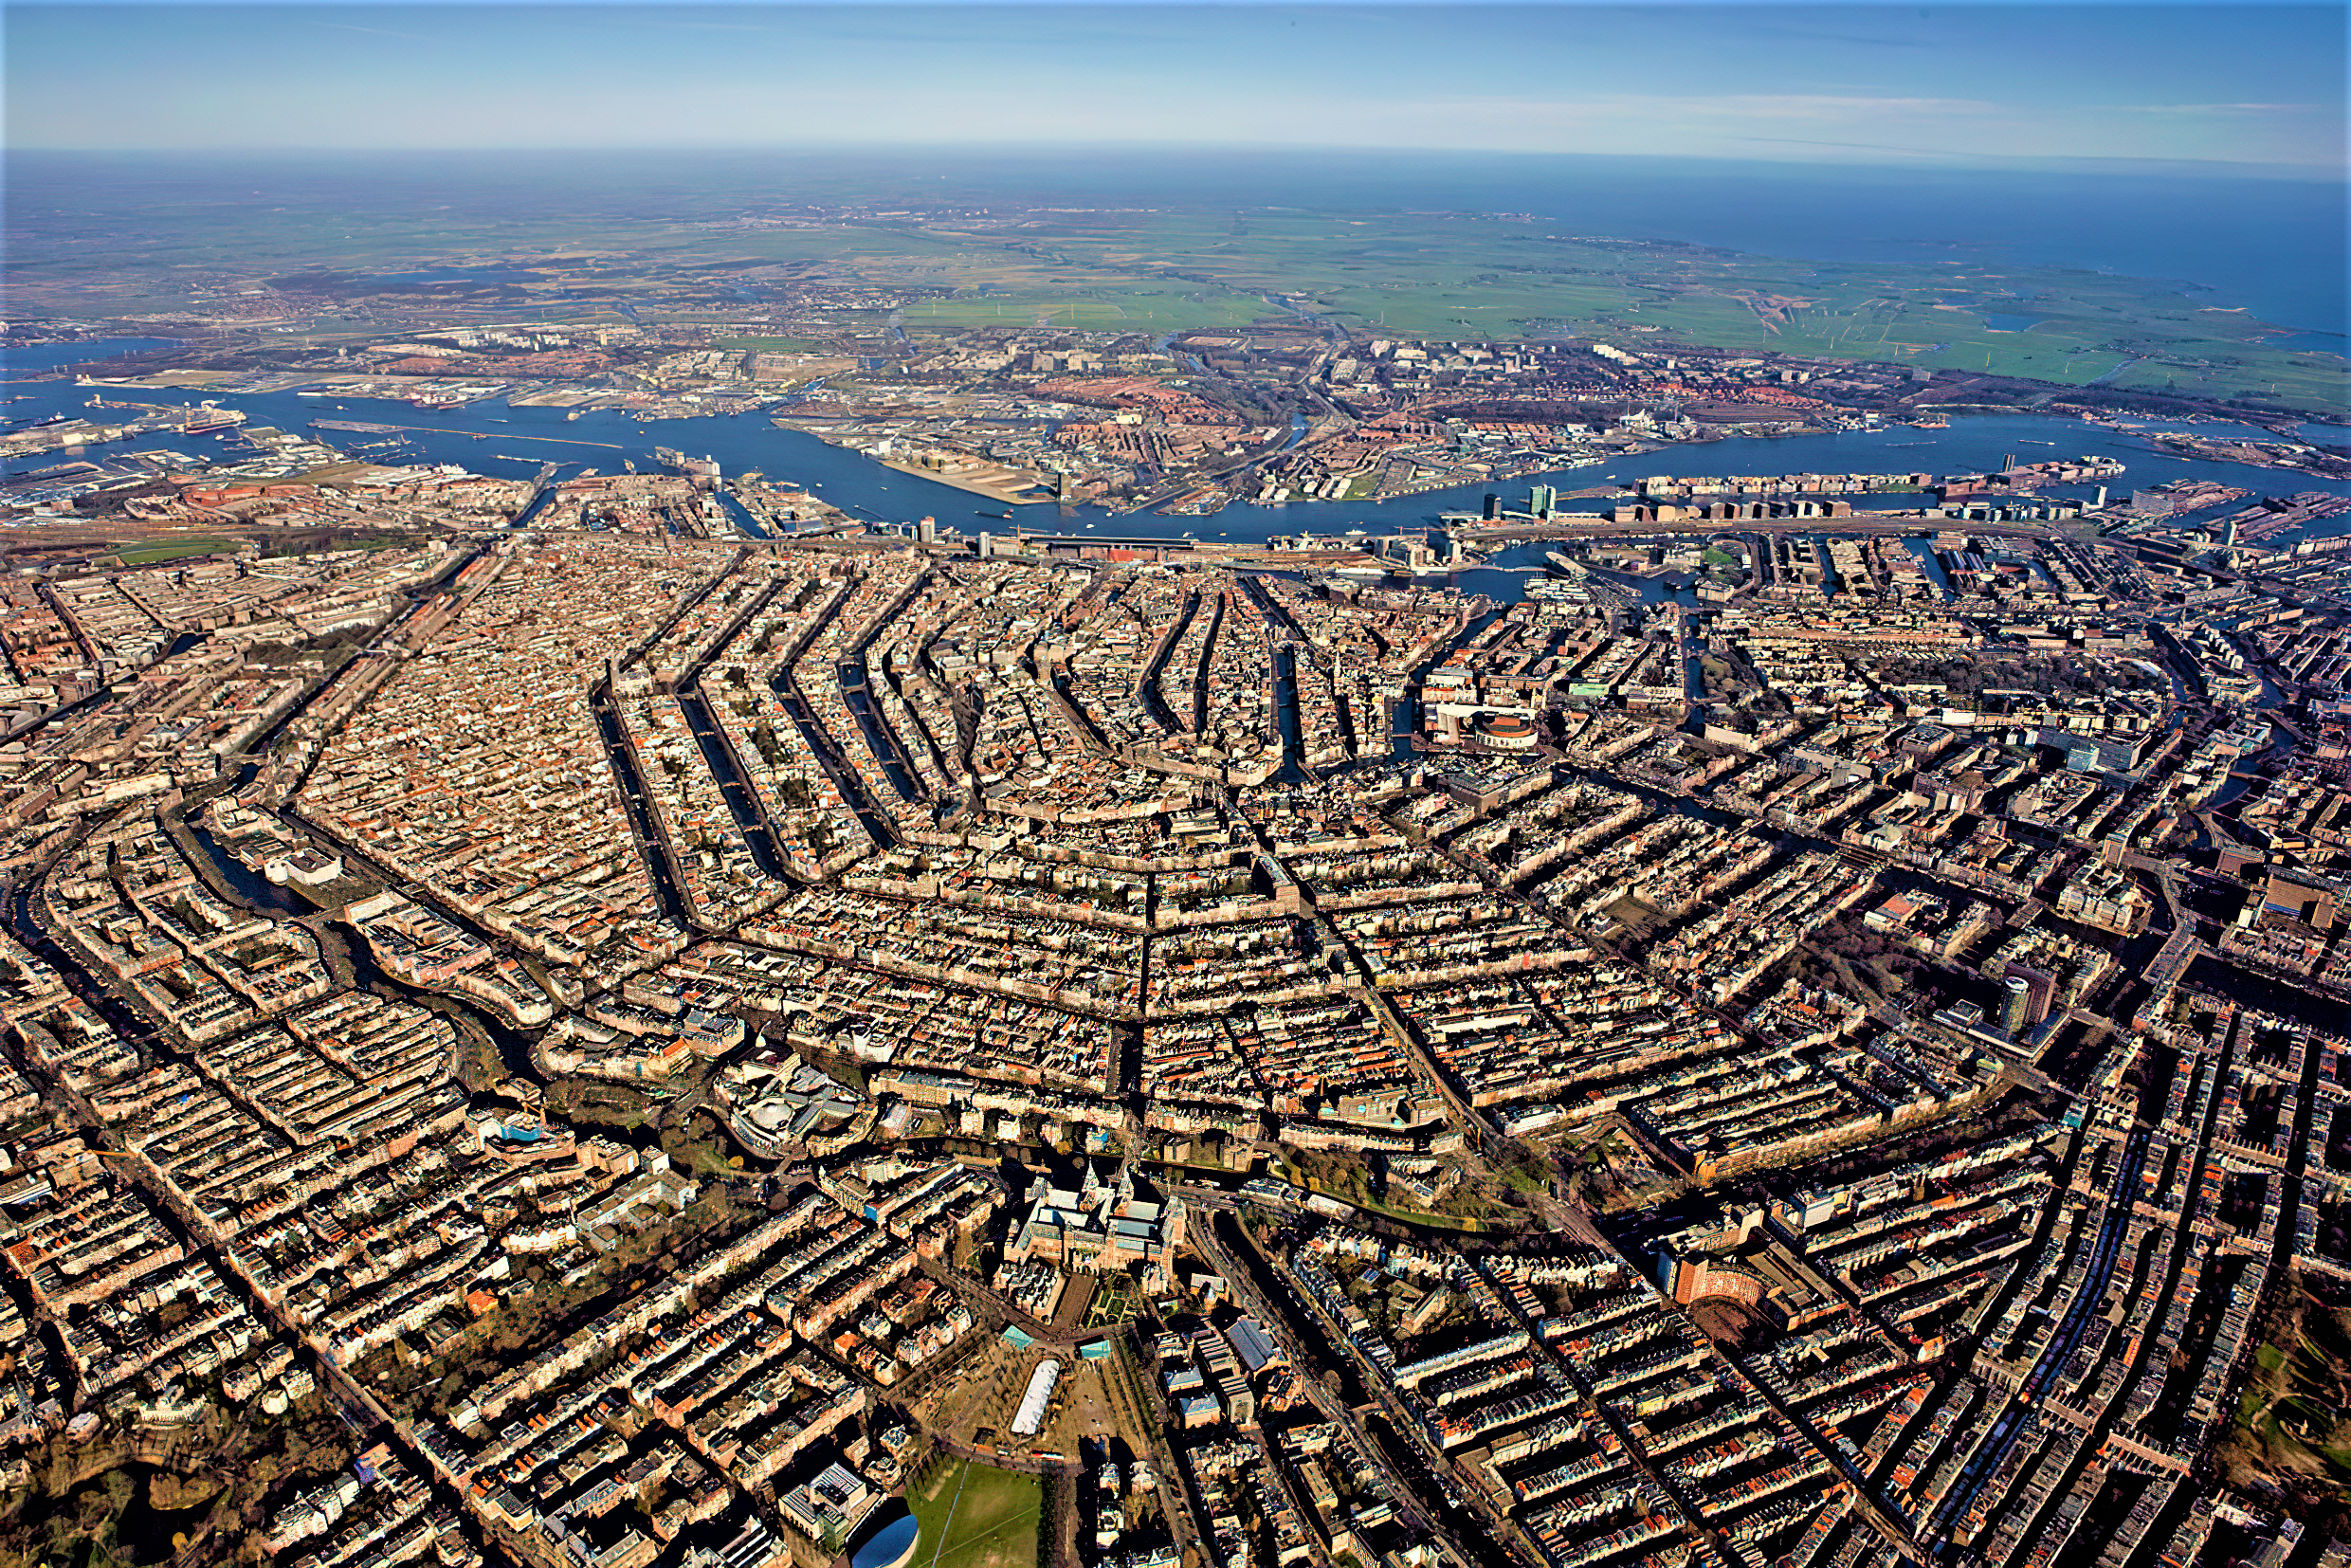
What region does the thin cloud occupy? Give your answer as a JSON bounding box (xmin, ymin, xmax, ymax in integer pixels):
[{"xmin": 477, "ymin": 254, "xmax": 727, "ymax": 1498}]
[
  {"xmin": 2120, "ymin": 101, "xmax": 2321, "ymax": 114},
  {"xmin": 1736, "ymin": 137, "xmax": 1973, "ymax": 158},
  {"xmin": 1751, "ymin": 27, "xmax": 1935, "ymax": 49},
  {"xmin": 1705, "ymin": 94, "xmax": 2002, "ymax": 119},
  {"xmin": 1406, "ymin": 93, "xmax": 2003, "ymax": 123},
  {"xmin": 304, "ymin": 19, "xmax": 430, "ymax": 41}
]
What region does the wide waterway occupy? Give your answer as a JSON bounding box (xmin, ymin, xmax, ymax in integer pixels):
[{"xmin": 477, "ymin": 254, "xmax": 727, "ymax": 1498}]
[{"xmin": 8, "ymin": 365, "xmax": 2350, "ymax": 565}]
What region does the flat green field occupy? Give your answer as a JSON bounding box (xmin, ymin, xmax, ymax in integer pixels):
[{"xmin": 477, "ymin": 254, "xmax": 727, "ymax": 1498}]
[
  {"xmin": 10, "ymin": 160, "xmax": 2339, "ymax": 414},
  {"xmin": 903, "ymin": 287, "xmax": 1266, "ymax": 330},
  {"xmin": 893, "ymin": 209, "xmax": 2343, "ymax": 411},
  {"xmin": 909, "ymin": 1460, "xmax": 1041, "ymax": 1568},
  {"xmin": 100, "ymin": 537, "xmax": 240, "ymax": 565},
  {"xmin": 712, "ymin": 336, "xmax": 834, "ymax": 353}
]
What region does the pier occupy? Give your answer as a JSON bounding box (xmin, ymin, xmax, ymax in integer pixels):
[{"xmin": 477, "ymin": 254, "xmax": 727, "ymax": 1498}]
[{"xmin": 306, "ymin": 418, "xmax": 623, "ymax": 450}]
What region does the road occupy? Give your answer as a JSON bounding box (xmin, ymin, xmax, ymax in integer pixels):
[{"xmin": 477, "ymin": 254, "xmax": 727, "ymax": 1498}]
[
  {"xmin": 1188, "ymin": 1213, "xmax": 1521, "ymax": 1568},
  {"xmin": 1926, "ymin": 1128, "xmax": 2151, "ymax": 1542}
]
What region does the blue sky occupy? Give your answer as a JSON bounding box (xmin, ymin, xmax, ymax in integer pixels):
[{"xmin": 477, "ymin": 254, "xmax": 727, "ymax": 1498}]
[{"xmin": 8, "ymin": 4, "xmax": 2343, "ymax": 169}]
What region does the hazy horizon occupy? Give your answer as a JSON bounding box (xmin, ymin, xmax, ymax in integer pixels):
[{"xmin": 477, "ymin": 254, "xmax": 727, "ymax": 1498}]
[
  {"xmin": 8, "ymin": 141, "xmax": 2344, "ymax": 181},
  {"xmin": 11, "ymin": 140, "xmax": 2342, "ymax": 334}
]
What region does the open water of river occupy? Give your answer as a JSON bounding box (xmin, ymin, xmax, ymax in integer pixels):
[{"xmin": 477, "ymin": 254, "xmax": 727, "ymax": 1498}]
[{"xmin": 8, "ymin": 372, "xmax": 2349, "ymax": 559}]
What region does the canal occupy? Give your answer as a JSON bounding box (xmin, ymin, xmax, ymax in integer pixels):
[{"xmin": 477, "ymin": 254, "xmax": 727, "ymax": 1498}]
[
  {"xmin": 587, "ymin": 681, "xmax": 699, "ymax": 932},
  {"xmin": 767, "ymin": 672, "xmax": 899, "ymax": 849},
  {"xmin": 837, "ymin": 665, "xmax": 922, "ymax": 804},
  {"xmin": 674, "ymin": 683, "xmax": 793, "ymax": 883},
  {"xmin": 168, "ymin": 810, "xmax": 558, "ymax": 1089},
  {"xmin": 1268, "ymin": 646, "xmax": 1309, "ymax": 785},
  {"xmin": 1137, "ymin": 592, "xmax": 1197, "ymax": 735}
]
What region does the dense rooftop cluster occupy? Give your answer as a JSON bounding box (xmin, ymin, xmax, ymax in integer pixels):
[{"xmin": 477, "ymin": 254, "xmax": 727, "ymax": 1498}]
[{"xmin": 0, "ymin": 473, "xmax": 2344, "ymax": 1568}]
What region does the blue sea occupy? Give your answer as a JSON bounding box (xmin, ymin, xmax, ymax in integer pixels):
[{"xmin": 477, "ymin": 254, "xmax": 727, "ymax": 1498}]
[{"xmin": 1, "ymin": 338, "xmax": 182, "ymax": 374}]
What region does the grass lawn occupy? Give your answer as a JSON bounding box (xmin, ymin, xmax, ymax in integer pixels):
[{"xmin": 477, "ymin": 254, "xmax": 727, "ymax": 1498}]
[
  {"xmin": 902, "ymin": 289, "xmax": 1267, "ymax": 331},
  {"xmin": 100, "ymin": 537, "xmax": 239, "ymax": 566},
  {"xmin": 909, "ymin": 1460, "xmax": 1040, "ymax": 1568},
  {"xmin": 713, "ymin": 336, "xmax": 833, "ymax": 353}
]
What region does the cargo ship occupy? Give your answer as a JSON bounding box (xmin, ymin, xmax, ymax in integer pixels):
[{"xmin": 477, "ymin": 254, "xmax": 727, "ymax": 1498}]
[{"xmin": 182, "ymin": 402, "xmax": 246, "ymax": 435}]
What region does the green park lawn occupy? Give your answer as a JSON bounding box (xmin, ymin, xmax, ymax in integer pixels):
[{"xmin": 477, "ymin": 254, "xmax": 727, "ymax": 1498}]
[{"xmin": 909, "ymin": 1459, "xmax": 1041, "ymax": 1568}]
